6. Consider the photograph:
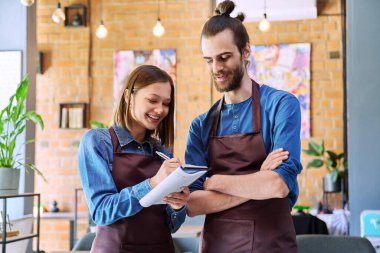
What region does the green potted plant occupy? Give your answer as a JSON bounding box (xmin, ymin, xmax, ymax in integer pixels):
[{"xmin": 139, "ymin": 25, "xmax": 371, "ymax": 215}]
[
  {"xmin": 302, "ymin": 140, "xmax": 347, "ymax": 192},
  {"xmin": 0, "ymin": 75, "xmax": 45, "ymax": 194}
]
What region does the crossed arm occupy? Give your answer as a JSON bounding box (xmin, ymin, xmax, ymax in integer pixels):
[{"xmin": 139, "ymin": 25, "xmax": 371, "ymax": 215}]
[
  {"xmin": 186, "ymin": 96, "xmax": 302, "ymax": 217},
  {"xmin": 187, "ymin": 150, "xmax": 290, "ymax": 217}
]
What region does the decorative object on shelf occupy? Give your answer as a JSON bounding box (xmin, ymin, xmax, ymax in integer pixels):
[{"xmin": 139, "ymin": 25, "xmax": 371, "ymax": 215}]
[
  {"xmin": 64, "ymin": 4, "xmax": 87, "ymax": 27},
  {"xmin": 259, "ymin": 0, "xmax": 270, "ymax": 32},
  {"xmin": 59, "ymin": 103, "xmax": 88, "ymax": 129},
  {"xmin": 20, "ymin": 0, "xmax": 34, "ymax": 7},
  {"xmin": 153, "ymin": 0, "xmax": 165, "ymax": 37},
  {"xmin": 33, "ymin": 203, "xmax": 44, "ymax": 217},
  {"xmin": 52, "ymin": 1, "xmax": 66, "ymax": 24},
  {"xmin": 0, "ymin": 212, "xmax": 20, "ymax": 238},
  {"xmin": 0, "ymin": 76, "xmax": 46, "ymax": 194},
  {"xmin": 50, "ymin": 200, "xmax": 60, "ymax": 213}
]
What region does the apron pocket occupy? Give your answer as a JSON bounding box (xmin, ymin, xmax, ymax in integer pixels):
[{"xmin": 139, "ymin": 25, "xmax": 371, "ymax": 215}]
[
  {"xmin": 121, "ymin": 241, "xmax": 173, "ymax": 253},
  {"xmin": 202, "ymin": 218, "xmax": 254, "ymax": 253}
]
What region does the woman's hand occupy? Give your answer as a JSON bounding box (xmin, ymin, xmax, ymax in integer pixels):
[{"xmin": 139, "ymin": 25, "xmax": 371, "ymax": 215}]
[
  {"xmin": 149, "ymin": 158, "xmax": 181, "ymax": 188},
  {"xmin": 163, "ymin": 187, "xmax": 190, "ymax": 210},
  {"xmin": 260, "ymin": 148, "xmax": 289, "ymax": 171}
]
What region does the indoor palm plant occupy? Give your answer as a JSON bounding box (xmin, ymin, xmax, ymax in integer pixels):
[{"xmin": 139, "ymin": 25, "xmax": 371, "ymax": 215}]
[
  {"xmin": 0, "ymin": 75, "xmax": 45, "ymax": 194},
  {"xmin": 302, "ymin": 140, "xmax": 347, "ymax": 192}
]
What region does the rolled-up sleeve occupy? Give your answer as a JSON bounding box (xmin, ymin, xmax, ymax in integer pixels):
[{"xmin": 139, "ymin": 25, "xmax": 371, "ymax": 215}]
[
  {"xmin": 271, "ymin": 96, "xmax": 303, "ymax": 206},
  {"xmin": 185, "ymin": 117, "xmax": 208, "ymax": 192},
  {"xmin": 78, "ymin": 130, "xmax": 149, "ymax": 225}
]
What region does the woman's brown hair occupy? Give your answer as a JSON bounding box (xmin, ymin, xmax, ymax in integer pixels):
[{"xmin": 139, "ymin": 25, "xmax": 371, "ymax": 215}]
[{"xmin": 113, "ymin": 65, "xmax": 175, "ymax": 150}]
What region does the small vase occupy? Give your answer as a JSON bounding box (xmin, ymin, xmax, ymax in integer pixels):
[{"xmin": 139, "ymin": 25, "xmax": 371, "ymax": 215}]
[
  {"xmin": 323, "ymin": 172, "xmax": 342, "ymax": 193},
  {"xmin": 0, "ymin": 168, "xmax": 20, "ymax": 195}
]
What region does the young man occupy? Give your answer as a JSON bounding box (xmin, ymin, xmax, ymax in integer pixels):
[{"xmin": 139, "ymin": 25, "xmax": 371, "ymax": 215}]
[{"xmin": 185, "ymin": 1, "xmax": 302, "ymax": 252}]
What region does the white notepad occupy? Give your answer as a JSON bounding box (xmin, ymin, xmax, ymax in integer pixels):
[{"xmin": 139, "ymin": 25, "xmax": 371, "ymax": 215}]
[{"xmin": 139, "ymin": 165, "xmax": 209, "ymax": 207}]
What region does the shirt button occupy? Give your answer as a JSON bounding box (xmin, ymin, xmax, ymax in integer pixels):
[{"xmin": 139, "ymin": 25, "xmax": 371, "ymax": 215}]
[
  {"xmin": 137, "ymin": 146, "xmax": 141, "ymax": 149},
  {"xmin": 233, "ymin": 126, "xmax": 237, "ymax": 130},
  {"xmin": 234, "ymin": 115, "xmax": 238, "ymax": 119}
]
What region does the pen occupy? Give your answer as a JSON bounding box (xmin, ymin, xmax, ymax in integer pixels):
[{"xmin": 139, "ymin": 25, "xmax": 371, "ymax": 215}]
[{"xmin": 155, "ymin": 151, "xmax": 171, "ymax": 160}]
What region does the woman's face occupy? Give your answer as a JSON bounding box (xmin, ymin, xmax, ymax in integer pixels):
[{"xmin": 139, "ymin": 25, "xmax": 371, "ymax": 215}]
[{"xmin": 128, "ymin": 81, "xmax": 172, "ymax": 134}]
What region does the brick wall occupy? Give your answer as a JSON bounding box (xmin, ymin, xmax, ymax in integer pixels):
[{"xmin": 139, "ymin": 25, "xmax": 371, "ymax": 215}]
[{"xmin": 35, "ymin": 0, "xmax": 343, "ymax": 251}]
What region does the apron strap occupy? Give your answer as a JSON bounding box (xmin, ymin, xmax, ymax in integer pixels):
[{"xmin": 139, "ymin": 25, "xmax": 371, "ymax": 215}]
[
  {"xmin": 211, "ymin": 80, "xmax": 262, "ymax": 136},
  {"xmin": 109, "ymin": 127, "xmax": 122, "ymax": 153},
  {"xmin": 252, "ymin": 80, "xmax": 262, "ymax": 132}
]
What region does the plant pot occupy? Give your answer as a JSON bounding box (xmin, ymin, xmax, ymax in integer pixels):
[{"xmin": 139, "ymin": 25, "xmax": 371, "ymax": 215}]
[
  {"xmin": 323, "ymin": 172, "xmax": 342, "ymax": 193},
  {"xmin": 0, "ymin": 168, "xmax": 20, "ymax": 195}
]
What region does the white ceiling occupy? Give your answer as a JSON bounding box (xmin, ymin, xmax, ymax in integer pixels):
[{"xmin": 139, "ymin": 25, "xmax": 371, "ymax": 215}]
[{"xmin": 215, "ymin": 0, "xmax": 317, "ymax": 22}]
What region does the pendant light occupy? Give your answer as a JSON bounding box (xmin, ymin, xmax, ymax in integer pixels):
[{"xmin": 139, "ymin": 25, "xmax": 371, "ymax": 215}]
[
  {"xmin": 153, "ymin": 0, "xmax": 165, "ymax": 37},
  {"xmin": 96, "ymin": 20, "xmax": 108, "ymax": 39},
  {"xmin": 96, "ymin": 1, "xmax": 108, "ymax": 39},
  {"xmin": 258, "ymin": 0, "xmax": 271, "ymax": 32},
  {"xmin": 52, "ymin": 2, "xmax": 65, "ymax": 24},
  {"xmin": 20, "ymin": 0, "xmax": 35, "ymax": 6}
]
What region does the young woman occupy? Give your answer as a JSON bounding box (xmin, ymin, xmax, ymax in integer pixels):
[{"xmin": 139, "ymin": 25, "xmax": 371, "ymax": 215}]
[{"xmin": 78, "ymin": 65, "xmax": 189, "ymax": 253}]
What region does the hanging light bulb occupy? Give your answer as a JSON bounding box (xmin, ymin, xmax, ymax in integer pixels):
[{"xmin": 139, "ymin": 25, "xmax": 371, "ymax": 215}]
[
  {"xmin": 259, "ymin": 13, "xmax": 271, "ymax": 32},
  {"xmin": 52, "ymin": 2, "xmax": 65, "ymax": 24},
  {"xmin": 96, "ymin": 20, "xmax": 108, "ymax": 39},
  {"xmin": 153, "ymin": 18, "xmax": 165, "ymax": 37},
  {"xmin": 258, "ymin": 0, "xmax": 270, "ymax": 32},
  {"xmin": 20, "ymin": 0, "xmax": 35, "ymax": 6},
  {"xmin": 153, "ymin": 0, "xmax": 165, "ymax": 37}
]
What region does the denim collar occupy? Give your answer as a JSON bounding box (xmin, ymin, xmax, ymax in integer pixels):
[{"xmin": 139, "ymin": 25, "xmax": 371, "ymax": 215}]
[{"xmin": 112, "ymin": 124, "xmax": 154, "ymax": 151}]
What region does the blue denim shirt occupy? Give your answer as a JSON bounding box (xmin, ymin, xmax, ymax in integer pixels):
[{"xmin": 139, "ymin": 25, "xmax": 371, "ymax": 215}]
[
  {"xmin": 186, "ymin": 84, "xmax": 303, "ymax": 207},
  {"xmin": 78, "ymin": 124, "xmax": 186, "ymax": 232}
]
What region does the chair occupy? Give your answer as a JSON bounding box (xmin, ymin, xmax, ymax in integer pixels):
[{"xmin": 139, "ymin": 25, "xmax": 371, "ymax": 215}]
[
  {"xmin": 296, "ymin": 235, "xmax": 376, "ymax": 253},
  {"xmin": 361, "ymin": 210, "xmax": 380, "ymax": 252},
  {"xmin": 292, "ymin": 213, "xmax": 329, "ymax": 235},
  {"xmin": 72, "ymin": 232, "xmax": 96, "ymax": 251}
]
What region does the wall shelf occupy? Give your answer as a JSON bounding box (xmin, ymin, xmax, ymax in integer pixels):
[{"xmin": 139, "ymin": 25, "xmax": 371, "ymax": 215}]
[
  {"xmin": 59, "ymin": 103, "xmax": 89, "ymax": 129},
  {"xmin": 64, "ymin": 4, "xmax": 87, "ymax": 27},
  {"xmin": 0, "ymin": 193, "xmax": 41, "ymax": 253}
]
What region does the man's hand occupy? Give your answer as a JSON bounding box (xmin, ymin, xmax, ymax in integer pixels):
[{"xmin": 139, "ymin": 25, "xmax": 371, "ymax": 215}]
[
  {"xmin": 260, "ymin": 148, "xmax": 289, "ymax": 171},
  {"xmin": 164, "ymin": 187, "xmax": 190, "ymax": 210}
]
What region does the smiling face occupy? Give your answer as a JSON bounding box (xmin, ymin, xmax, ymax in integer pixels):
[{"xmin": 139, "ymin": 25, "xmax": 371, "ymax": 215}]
[
  {"xmin": 201, "ymin": 29, "xmax": 249, "ymax": 93},
  {"xmin": 128, "ymin": 81, "xmax": 172, "ymax": 139}
]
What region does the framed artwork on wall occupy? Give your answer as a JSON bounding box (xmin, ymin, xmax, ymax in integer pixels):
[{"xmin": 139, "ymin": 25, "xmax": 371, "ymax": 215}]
[
  {"xmin": 248, "ymin": 43, "xmax": 311, "ymax": 139},
  {"xmin": 113, "ymin": 49, "xmax": 177, "ymax": 103}
]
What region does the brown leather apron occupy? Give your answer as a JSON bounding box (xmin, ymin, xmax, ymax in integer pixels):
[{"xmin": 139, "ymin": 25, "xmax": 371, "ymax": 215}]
[
  {"xmin": 91, "ymin": 127, "xmax": 174, "ymax": 253},
  {"xmin": 201, "ymin": 81, "xmax": 297, "ymax": 253}
]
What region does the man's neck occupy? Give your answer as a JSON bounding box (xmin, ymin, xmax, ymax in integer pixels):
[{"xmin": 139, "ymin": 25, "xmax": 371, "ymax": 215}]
[{"xmin": 224, "ymin": 73, "xmax": 253, "ymax": 104}]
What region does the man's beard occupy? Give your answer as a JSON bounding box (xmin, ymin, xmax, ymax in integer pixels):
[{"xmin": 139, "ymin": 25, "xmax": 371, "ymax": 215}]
[{"xmin": 212, "ymin": 62, "xmax": 244, "ymax": 93}]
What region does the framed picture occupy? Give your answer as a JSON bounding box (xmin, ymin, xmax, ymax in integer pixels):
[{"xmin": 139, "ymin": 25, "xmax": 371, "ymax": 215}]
[
  {"xmin": 248, "ymin": 43, "xmax": 311, "ymax": 138},
  {"xmin": 113, "ymin": 49, "xmax": 176, "ymax": 102}
]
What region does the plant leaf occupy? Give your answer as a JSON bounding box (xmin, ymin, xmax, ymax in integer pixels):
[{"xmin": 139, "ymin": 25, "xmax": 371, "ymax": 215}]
[
  {"xmin": 330, "ymin": 169, "xmax": 339, "ymax": 182},
  {"xmin": 302, "ymin": 149, "xmax": 319, "ymax": 156},
  {"xmin": 320, "ymin": 140, "xmax": 325, "ymax": 155},
  {"xmin": 307, "ymin": 159, "xmax": 324, "ymax": 168},
  {"xmin": 16, "ymin": 75, "xmax": 28, "ymax": 103},
  {"xmin": 23, "ymin": 111, "xmax": 44, "ymax": 130},
  {"xmin": 90, "ymin": 120, "xmax": 108, "ymax": 129},
  {"xmin": 327, "ymin": 151, "xmax": 338, "ymax": 161},
  {"xmin": 308, "ymin": 140, "xmax": 323, "ymax": 156}
]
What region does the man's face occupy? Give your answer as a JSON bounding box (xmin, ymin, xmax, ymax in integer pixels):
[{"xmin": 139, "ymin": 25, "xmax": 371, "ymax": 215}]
[{"xmin": 201, "ymin": 29, "xmax": 246, "ymax": 92}]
